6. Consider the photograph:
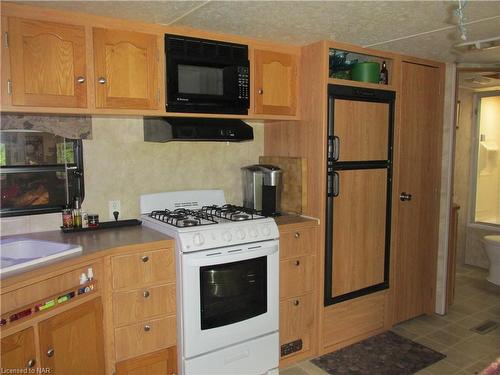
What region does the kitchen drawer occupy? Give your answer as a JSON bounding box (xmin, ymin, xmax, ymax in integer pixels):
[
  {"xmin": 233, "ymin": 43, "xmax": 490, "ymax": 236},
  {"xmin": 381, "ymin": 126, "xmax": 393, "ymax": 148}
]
[
  {"xmin": 279, "ymin": 293, "xmax": 314, "ymax": 355},
  {"xmin": 280, "ymin": 255, "xmax": 314, "ymax": 299},
  {"xmin": 111, "ymin": 248, "xmax": 175, "ymax": 290},
  {"xmin": 113, "ymin": 283, "xmax": 176, "ymax": 326},
  {"xmin": 114, "ymin": 315, "xmax": 176, "ymax": 361},
  {"xmin": 279, "ymin": 228, "xmax": 315, "ymax": 259}
]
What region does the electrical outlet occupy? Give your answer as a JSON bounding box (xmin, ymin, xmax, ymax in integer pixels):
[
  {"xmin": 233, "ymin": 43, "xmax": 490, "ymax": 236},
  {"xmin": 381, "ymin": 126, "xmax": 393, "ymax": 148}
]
[{"xmin": 108, "ymin": 200, "xmax": 121, "ymax": 221}]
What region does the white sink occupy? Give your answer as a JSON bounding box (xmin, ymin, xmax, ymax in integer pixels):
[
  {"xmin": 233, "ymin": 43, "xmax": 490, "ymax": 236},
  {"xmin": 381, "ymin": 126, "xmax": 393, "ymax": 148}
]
[{"xmin": 0, "ymin": 238, "xmax": 82, "ymax": 276}]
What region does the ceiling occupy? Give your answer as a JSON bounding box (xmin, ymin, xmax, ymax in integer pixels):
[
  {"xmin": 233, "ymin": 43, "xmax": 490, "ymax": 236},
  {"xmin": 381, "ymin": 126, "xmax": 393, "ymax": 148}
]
[
  {"xmin": 458, "ymin": 71, "xmax": 500, "ymax": 90},
  {"xmin": 21, "ymin": 0, "xmax": 500, "ymax": 64}
]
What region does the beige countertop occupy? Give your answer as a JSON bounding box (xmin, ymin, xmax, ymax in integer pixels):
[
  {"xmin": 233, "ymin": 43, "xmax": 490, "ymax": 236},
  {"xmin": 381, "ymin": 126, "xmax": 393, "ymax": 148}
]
[
  {"xmin": 274, "ymin": 214, "xmax": 319, "ymax": 227},
  {"xmin": 1, "ymin": 226, "xmax": 174, "ymax": 287}
]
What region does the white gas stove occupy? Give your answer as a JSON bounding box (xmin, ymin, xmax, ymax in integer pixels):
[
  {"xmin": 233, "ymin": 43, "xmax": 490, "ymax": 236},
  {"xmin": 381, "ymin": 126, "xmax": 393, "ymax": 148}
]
[{"xmin": 140, "ymin": 190, "xmax": 279, "ymax": 375}]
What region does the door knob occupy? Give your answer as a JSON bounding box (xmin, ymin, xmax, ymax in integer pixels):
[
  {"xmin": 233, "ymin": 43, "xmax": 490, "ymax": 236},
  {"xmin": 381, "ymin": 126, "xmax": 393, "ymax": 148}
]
[
  {"xmin": 258, "ymin": 89, "xmax": 263, "ymax": 95},
  {"xmin": 141, "ymin": 255, "xmax": 149, "ymax": 263},
  {"xmin": 76, "ymin": 76, "xmax": 86, "ymax": 84},
  {"xmin": 27, "ymin": 359, "xmax": 36, "ymax": 368},
  {"xmin": 400, "ymin": 192, "xmax": 412, "ymax": 201},
  {"xmin": 98, "ymin": 77, "xmax": 107, "ymax": 85},
  {"xmin": 46, "ymin": 348, "xmax": 54, "ymax": 357},
  {"xmin": 143, "ymin": 290, "xmax": 150, "ymax": 298},
  {"xmin": 294, "ymin": 232, "xmax": 300, "ymax": 239}
]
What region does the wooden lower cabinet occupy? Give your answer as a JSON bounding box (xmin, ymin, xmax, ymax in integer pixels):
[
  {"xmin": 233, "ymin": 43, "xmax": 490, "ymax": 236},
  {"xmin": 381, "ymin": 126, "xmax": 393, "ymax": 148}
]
[
  {"xmin": 1, "ymin": 327, "xmax": 37, "ymax": 370},
  {"xmin": 277, "ymin": 219, "xmax": 318, "ymax": 366},
  {"xmin": 38, "ymin": 298, "xmax": 105, "ymax": 375},
  {"xmin": 116, "ymin": 347, "xmax": 177, "ymax": 375}
]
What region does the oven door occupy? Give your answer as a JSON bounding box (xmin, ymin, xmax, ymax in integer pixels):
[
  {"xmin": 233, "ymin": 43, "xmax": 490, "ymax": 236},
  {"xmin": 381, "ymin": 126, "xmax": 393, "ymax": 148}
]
[{"xmin": 180, "ymin": 240, "xmax": 279, "ymax": 358}]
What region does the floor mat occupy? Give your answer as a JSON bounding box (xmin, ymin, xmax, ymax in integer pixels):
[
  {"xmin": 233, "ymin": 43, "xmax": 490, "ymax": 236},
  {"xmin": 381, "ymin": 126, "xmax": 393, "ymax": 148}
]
[{"xmin": 310, "ymin": 331, "xmax": 446, "ymax": 375}]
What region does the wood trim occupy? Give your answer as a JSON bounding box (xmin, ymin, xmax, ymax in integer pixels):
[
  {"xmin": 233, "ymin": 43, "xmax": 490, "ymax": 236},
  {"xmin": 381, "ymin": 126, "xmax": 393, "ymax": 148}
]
[
  {"xmin": 327, "ymin": 40, "xmax": 400, "ymax": 60},
  {"xmin": 328, "ymin": 78, "xmax": 396, "ymax": 92},
  {"xmin": 446, "ymin": 204, "xmax": 460, "ymax": 309}
]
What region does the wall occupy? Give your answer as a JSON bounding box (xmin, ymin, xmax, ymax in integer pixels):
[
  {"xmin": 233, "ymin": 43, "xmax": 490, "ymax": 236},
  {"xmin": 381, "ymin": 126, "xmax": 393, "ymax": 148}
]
[
  {"xmin": 0, "ymin": 117, "xmax": 264, "ymax": 235},
  {"xmin": 453, "ymin": 87, "xmax": 474, "ymax": 264}
]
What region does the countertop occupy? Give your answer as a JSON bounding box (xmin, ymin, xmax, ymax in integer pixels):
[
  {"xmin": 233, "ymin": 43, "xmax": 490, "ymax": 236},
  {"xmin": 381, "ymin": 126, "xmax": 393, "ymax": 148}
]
[
  {"xmin": 1, "ymin": 225, "xmax": 174, "ymax": 287},
  {"xmin": 274, "ymin": 214, "xmax": 319, "ymax": 227}
]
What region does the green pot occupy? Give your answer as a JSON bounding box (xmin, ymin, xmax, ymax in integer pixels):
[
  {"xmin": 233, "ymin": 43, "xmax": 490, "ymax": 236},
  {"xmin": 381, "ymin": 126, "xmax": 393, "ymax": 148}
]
[{"xmin": 351, "ymin": 62, "xmax": 380, "ymax": 83}]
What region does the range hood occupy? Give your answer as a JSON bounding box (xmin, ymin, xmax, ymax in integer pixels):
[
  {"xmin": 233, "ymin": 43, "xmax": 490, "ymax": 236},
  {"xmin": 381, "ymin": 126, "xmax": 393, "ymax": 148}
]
[{"xmin": 143, "ymin": 117, "xmax": 254, "ymax": 142}]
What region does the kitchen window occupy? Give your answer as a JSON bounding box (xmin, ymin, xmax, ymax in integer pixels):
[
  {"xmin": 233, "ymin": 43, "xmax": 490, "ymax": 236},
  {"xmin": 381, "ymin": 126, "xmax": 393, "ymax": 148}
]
[{"xmin": 0, "ymin": 130, "xmax": 84, "ymax": 217}]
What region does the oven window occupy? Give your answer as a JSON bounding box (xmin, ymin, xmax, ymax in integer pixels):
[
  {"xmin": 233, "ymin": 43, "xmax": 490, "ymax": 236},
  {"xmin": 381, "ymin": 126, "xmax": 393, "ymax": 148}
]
[
  {"xmin": 200, "ymin": 256, "xmax": 267, "ymax": 330},
  {"xmin": 178, "ymin": 64, "xmax": 223, "ymax": 95}
]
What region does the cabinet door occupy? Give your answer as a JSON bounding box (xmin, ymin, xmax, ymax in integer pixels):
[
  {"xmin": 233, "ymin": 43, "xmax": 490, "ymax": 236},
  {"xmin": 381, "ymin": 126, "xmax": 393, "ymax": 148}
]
[
  {"xmin": 280, "ymin": 293, "xmax": 314, "ymax": 355},
  {"xmin": 1, "ymin": 328, "xmax": 37, "ymax": 370},
  {"xmin": 393, "ymin": 62, "xmax": 443, "ymax": 323},
  {"xmin": 116, "ymin": 347, "xmax": 177, "ymax": 375},
  {"xmin": 254, "ymin": 50, "xmax": 297, "ymax": 116},
  {"xmin": 38, "ymin": 298, "xmax": 105, "ymax": 375},
  {"xmin": 93, "ymin": 28, "xmax": 159, "ymax": 109},
  {"xmin": 8, "ymin": 17, "xmax": 87, "ymax": 107}
]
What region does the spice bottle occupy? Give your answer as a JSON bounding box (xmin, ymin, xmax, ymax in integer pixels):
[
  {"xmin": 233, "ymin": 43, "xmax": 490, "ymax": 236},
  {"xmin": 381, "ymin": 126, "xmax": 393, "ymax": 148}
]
[
  {"xmin": 72, "ymin": 196, "xmax": 82, "ymax": 229},
  {"xmin": 62, "ymin": 206, "xmax": 73, "ymax": 228}
]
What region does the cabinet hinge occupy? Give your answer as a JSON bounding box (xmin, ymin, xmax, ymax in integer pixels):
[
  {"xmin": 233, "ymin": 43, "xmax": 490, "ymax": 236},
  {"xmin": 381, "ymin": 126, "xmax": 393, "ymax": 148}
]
[
  {"xmin": 7, "ymin": 79, "xmax": 12, "ymax": 95},
  {"xmin": 3, "ymin": 32, "xmax": 8, "ymax": 48}
]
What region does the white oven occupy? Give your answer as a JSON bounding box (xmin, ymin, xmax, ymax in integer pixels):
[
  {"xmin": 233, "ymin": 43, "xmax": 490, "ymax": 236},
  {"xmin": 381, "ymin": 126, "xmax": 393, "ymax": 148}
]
[{"xmin": 140, "ymin": 190, "xmax": 280, "ymax": 375}]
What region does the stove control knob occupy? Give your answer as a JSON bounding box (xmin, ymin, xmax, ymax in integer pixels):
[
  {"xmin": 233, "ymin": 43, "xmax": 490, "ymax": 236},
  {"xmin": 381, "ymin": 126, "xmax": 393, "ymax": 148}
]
[
  {"xmin": 222, "ymin": 231, "xmax": 232, "ymax": 242},
  {"xmin": 193, "ymin": 233, "xmax": 205, "ymax": 246},
  {"xmin": 249, "ymin": 228, "xmax": 258, "ymax": 238},
  {"xmin": 261, "ymin": 225, "xmax": 271, "ymax": 236},
  {"xmin": 236, "ymin": 229, "xmax": 246, "ymax": 240}
]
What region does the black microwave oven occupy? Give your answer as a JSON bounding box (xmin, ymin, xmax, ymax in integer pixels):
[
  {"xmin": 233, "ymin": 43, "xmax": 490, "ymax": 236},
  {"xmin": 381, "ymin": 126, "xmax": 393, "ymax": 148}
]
[{"xmin": 165, "ymin": 34, "xmax": 250, "ymax": 115}]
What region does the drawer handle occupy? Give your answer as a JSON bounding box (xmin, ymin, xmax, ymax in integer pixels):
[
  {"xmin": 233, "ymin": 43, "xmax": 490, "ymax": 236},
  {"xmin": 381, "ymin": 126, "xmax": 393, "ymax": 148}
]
[
  {"xmin": 141, "ymin": 255, "xmax": 149, "ymax": 263},
  {"xmin": 46, "ymin": 348, "xmax": 54, "ymax": 357},
  {"xmin": 27, "ymin": 358, "xmax": 36, "ymax": 368},
  {"xmin": 293, "ymin": 300, "xmax": 300, "ymax": 306},
  {"xmin": 294, "ymin": 232, "xmax": 300, "ymax": 239},
  {"xmin": 143, "ymin": 290, "xmax": 150, "ymax": 298},
  {"xmin": 98, "ymin": 77, "xmax": 107, "ymax": 85},
  {"xmin": 76, "ymin": 76, "xmax": 86, "ymax": 84},
  {"xmin": 144, "ymin": 324, "xmax": 151, "ymax": 332},
  {"xmin": 294, "ymin": 260, "xmax": 300, "ymax": 266}
]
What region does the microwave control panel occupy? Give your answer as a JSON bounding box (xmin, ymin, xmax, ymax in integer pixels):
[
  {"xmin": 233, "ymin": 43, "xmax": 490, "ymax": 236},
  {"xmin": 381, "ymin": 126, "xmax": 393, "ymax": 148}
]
[{"xmin": 238, "ymin": 66, "xmax": 249, "ymax": 101}]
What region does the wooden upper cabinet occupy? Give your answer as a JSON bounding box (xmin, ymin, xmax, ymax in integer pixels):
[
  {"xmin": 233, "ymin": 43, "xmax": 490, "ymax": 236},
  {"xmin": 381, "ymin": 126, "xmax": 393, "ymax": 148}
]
[
  {"xmin": 254, "ymin": 49, "xmax": 297, "ymax": 116},
  {"xmin": 38, "ymin": 298, "xmax": 105, "ymax": 375},
  {"xmin": 93, "ymin": 28, "xmax": 160, "ymax": 110},
  {"xmin": 7, "ymin": 17, "xmax": 87, "ymax": 108},
  {"xmin": 1, "ymin": 328, "xmax": 37, "ymax": 371}
]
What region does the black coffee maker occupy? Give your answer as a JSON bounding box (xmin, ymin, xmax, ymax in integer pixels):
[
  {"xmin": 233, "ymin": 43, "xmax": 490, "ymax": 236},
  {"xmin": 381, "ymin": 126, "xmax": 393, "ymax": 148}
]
[{"xmin": 241, "ymin": 164, "xmax": 282, "ymax": 216}]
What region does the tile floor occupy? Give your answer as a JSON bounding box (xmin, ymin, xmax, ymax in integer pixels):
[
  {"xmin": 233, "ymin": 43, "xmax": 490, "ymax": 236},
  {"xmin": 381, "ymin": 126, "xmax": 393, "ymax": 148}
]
[{"xmin": 280, "ymin": 264, "xmax": 500, "ymax": 375}]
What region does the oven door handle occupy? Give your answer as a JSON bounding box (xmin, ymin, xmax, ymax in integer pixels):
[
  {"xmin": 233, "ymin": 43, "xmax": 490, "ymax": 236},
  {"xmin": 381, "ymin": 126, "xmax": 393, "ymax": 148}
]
[{"xmin": 183, "ymin": 241, "xmax": 279, "ymax": 267}]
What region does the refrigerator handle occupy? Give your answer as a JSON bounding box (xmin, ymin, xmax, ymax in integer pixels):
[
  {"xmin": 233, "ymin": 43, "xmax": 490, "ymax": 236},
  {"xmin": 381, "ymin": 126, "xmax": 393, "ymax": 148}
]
[
  {"xmin": 333, "ymin": 172, "xmax": 340, "ymax": 197},
  {"xmin": 333, "ymin": 136, "xmax": 340, "ymax": 161}
]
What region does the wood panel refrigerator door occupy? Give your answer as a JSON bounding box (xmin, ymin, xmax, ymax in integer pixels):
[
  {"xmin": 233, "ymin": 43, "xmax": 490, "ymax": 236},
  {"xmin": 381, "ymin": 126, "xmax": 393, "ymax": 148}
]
[
  {"xmin": 254, "ymin": 50, "xmax": 297, "ymax": 116},
  {"xmin": 334, "ymin": 99, "xmax": 389, "ymax": 162},
  {"xmin": 8, "ymin": 18, "xmax": 87, "ymax": 107},
  {"xmin": 331, "ymin": 169, "xmax": 387, "ymax": 298},
  {"xmin": 393, "ymin": 62, "xmax": 443, "ymax": 323},
  {"xmin": 93, "ymin": 28, "xmax": 159, "ymax": 109},
  {"xmin": 38, "ymin": 298, "xmax": 105, "ymax": 375},
  {"xmin": 1, "ymin": 328, "xmax": 37, "ymax": 370}
]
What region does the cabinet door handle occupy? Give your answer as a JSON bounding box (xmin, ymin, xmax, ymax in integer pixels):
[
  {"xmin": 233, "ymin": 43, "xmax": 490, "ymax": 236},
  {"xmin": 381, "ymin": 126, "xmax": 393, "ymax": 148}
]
[
  {"xmin": 294, "ymin": 260, "xmax": 300, "ymax": 266},
  {"xmin": 27, "ymin": 359, "xmax": 36, "ymax": 368},
  {"xmin": 76, "ymin": 76, "xmax": 86, "ymax": 84},
  {"xmin": 294, "ymin": 232, "xmax": 300, "ymax": 239},
  {"xmin": 144, "ymin": 324, "xmax": 151, "ymax": 332},
  {"xmin": 293, "ymin": 300, "xmax": 300, "ymax": 306},
  {"xmin": 46, "ymin": 348, "xmax": 54, "ymax": 357},
  {"xmin": 258, "ymin": 89, "xmax": 263, "ymax": 95},
  {"xmin": 98, "ymin": 77, "xmax": 107, "ymax": 85},
  {"xmin": 141, "ymin": 255, "xmax": 149, "ymax": 263},
  {"xmin": 143, "ymin": 290, "xmax": 150, "ymax": 298}
]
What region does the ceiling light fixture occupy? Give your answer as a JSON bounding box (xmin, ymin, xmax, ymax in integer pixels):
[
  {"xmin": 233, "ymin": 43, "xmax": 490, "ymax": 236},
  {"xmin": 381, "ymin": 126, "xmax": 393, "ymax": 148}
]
[{"xmin": 455, "ymin": 0, "xmax": 468, "ymax": 40}]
